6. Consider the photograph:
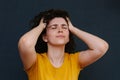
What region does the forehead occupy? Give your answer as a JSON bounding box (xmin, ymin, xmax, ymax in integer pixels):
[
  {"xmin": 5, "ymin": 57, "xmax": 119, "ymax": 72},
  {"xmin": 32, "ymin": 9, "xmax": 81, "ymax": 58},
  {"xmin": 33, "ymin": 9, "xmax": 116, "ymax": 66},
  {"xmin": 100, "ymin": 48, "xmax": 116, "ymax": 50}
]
[{"xmin": 49, "ymin": 17, "xmax": 67, "ymax": 25}]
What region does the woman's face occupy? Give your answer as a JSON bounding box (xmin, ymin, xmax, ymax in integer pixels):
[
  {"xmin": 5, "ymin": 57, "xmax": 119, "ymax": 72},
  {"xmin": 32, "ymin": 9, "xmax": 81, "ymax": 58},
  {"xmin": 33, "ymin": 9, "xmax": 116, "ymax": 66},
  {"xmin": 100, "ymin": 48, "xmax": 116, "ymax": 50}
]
[{"xmin": 43, "ymin": 17, "xmax": 69, "ymax": 46}]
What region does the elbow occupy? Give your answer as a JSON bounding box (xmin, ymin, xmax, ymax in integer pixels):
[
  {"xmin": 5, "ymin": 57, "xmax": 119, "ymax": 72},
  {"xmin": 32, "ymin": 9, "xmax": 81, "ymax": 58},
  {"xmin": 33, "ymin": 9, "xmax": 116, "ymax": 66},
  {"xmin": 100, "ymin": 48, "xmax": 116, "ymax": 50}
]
[
  {"xmin": 96, "ymin": 41, "xmax": 109, "ymax": 56},
  {"xmin": 105, "ymin": 42, "xmax": 109, "ymax": 51},
  {"xmin": 102, "ymin": 41, "xmax": 109, "ymax": 53},
  {"xmin": 18, "ymin": 36, "xmax": 32, "ymax": 49}
]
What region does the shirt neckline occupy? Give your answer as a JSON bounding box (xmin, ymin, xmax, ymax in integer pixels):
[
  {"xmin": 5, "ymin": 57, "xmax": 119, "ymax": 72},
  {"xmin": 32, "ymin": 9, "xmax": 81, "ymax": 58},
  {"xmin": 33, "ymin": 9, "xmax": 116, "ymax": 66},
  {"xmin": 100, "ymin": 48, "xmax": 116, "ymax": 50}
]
[{"xmin": 44, "ymin": 53, "xmax": 68, "ymax": 70}]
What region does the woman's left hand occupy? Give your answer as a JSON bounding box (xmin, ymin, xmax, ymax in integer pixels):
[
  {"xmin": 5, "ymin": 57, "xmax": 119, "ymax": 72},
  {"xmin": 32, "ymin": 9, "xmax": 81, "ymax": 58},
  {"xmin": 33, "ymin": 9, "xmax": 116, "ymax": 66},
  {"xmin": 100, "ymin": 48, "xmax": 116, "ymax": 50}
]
[{"xmin": 67, "ymin": 18, "xmax": 74, "ymax": 31}]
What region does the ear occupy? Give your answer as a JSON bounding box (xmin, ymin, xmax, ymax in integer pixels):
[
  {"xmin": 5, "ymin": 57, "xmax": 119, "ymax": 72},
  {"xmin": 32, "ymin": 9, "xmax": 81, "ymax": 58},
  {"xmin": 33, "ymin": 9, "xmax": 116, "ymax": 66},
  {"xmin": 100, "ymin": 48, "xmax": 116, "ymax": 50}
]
[{"xmin": 42, "ymin": 34, "xmax": 48, "ymax": 42}]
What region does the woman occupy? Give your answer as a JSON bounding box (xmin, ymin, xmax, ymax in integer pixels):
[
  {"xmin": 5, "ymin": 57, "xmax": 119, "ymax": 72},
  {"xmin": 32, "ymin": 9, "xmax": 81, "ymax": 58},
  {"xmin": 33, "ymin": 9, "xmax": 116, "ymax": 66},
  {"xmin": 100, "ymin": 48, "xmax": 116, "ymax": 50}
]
[{"xmin": 18, "ymin": 9, "xmax": 109, "ymax": 80}]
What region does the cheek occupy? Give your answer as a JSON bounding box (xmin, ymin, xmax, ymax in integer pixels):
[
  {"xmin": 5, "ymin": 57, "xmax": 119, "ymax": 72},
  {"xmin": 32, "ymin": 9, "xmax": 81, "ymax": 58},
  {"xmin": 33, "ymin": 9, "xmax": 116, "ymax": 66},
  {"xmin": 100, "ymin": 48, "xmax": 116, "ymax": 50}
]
[
  {"xmin": 46, "ymin": 31, "xmax": 55, "ymax": 40},
  {"xmin": 66, "ymin": 31, "xmax": 70, "ymax": 41},
  {"xmin": 46, "ymin": 29, "xmax": 52, "ymax": 36},
  {"xmin": 66, "ymin": 30, "xmax": 70, "ymax": 36}
]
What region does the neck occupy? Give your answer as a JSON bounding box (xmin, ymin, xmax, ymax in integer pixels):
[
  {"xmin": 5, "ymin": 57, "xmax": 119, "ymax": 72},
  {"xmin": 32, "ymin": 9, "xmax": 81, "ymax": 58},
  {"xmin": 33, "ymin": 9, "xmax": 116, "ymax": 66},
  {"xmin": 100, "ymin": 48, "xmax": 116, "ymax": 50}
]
[{"xmin": 47, "ymin": 44, "xmax": 65, "ymax": 68}]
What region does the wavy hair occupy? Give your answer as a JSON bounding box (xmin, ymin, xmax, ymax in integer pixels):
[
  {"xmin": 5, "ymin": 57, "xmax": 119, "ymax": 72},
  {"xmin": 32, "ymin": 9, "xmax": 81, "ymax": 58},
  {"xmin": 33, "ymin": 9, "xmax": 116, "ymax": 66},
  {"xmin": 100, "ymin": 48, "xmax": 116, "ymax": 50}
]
[{"xmin": 29, "ymin": 9, "xmax": 76, "ymax": 53}]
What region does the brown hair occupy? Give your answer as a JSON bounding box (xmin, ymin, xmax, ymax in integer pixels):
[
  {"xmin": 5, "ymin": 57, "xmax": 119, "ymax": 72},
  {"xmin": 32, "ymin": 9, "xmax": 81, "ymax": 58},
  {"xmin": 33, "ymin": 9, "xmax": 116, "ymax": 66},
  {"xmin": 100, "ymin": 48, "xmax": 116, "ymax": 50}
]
[{"xmin": 29, "ymin": 9, "xmax": 76, "ymax": 53}]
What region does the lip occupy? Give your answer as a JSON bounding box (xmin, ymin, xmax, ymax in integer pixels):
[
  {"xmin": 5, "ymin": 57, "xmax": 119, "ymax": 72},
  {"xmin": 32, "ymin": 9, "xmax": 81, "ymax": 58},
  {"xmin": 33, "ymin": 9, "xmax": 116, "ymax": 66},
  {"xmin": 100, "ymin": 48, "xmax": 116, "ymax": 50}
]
[{"xmin": 56, "ymin": 35, "xmax": 65, "ymax": 38}]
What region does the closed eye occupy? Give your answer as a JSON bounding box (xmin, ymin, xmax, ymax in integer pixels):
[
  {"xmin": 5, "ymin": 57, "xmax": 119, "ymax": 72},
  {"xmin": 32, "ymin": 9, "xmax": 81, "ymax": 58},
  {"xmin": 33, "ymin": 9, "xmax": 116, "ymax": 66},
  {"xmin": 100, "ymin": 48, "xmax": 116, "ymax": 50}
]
[
  {"xmin": 48, "ymin": 24, "xmax": 57, "ymax": 29},
  {"xmin": 62, "ymin": 24, "xmax": 68, "ymax": 29},
  {"xmin": 51, "ymin": 26, "xmax": 57, "ymax": 29}
]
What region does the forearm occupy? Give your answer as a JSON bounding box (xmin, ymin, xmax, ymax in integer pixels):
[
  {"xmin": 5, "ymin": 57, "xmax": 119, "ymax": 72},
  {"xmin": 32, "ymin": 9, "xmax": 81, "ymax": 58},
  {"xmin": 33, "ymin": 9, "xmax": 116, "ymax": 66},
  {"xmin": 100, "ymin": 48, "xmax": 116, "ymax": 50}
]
[
  {"xmin": 18, "ymin": 24, "xmax": 46, "ymax": 69},
  {"xmin": 69, "ymin": 26, "xmax": 109, "ymax": 53},
  {"xmin": 23, "ymin": 26, "xmax": 43, "ymax": 43},
  {"xmin": 18, "ymin": 24, "xmax": 45, "ymax": 50},
  {"xmin": 68, "ymin": 18, "xmax": 109, "ymax": 68}
]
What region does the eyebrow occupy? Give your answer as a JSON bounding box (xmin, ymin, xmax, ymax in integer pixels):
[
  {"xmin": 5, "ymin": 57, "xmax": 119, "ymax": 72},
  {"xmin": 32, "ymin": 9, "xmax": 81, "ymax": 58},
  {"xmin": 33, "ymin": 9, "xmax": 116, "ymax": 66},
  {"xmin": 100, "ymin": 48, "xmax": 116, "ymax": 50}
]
[{"xmin": 48, "ymin": 23, "xmax": 68, "ymax": 27}]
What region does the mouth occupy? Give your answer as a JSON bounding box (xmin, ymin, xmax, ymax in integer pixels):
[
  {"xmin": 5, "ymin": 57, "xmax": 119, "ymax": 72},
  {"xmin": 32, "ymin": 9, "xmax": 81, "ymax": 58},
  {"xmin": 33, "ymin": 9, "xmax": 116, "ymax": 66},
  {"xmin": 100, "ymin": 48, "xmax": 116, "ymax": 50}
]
[{"xmin": 56, "ymin": 35, "xmax": 65, "ymax": 38}]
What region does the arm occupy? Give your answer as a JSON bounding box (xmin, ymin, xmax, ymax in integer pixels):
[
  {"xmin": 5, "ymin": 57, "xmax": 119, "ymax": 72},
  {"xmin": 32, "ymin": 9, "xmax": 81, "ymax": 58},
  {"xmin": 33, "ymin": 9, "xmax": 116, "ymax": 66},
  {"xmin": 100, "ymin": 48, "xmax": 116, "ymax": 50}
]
[
  {"xmin": 68, "ymin": 19, "xmax": 109, "ymax": 68},
  {"xmin": 18, "ymin": 19, "xmax": 46, "ymax": 70}
]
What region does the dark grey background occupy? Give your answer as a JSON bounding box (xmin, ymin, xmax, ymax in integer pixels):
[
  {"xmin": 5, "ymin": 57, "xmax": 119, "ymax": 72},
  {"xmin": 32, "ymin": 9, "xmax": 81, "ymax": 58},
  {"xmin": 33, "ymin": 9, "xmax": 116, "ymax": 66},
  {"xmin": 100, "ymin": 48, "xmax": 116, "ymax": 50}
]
[{"xmin": 0, "ymin": 0, "xmax": 120, "ymax": 80}]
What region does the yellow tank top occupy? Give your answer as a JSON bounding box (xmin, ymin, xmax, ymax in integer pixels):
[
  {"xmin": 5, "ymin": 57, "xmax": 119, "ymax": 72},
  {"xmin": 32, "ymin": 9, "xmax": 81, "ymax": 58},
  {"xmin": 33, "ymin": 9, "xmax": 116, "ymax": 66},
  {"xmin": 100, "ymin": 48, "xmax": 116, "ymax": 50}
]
[{"xmin": 25, "ymin": 52, "xmax": 82, "ymax": 80}]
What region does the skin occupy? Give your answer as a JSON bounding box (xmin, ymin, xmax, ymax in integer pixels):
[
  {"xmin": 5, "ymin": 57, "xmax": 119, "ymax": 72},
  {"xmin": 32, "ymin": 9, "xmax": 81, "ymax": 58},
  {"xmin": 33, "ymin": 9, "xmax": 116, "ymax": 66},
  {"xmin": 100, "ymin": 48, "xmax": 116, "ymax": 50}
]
[
  {"xmin": 18, "ymin": 17, "xmax": 109, "ymax": 69},
  {"xmin": 43, "ymin": 18, "xmax": 70, "ymax": 67}
]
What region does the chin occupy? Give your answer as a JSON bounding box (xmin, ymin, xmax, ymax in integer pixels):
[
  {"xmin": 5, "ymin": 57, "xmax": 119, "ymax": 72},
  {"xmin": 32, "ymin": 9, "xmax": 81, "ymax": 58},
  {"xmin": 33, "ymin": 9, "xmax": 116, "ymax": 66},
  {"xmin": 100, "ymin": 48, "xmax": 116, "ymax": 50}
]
[
  {"xmin": 49, "ymin": 40, "xmax": 69, "ymax": 46},
  {"xmin": 55, "ymin": 42, "xmax": 68, "ymax": 46}
]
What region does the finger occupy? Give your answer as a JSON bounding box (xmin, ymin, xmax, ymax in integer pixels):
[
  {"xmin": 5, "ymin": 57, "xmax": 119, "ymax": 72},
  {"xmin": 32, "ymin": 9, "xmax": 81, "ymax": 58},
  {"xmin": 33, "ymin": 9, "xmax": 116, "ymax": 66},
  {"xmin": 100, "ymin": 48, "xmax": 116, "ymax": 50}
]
[
  {"xmin": 66, "ymin": 17, "xmax": 70, "ymax": 21},
  {"xmin": 40, "ymin": 18, "xmax": 44, "ymax": 23}
]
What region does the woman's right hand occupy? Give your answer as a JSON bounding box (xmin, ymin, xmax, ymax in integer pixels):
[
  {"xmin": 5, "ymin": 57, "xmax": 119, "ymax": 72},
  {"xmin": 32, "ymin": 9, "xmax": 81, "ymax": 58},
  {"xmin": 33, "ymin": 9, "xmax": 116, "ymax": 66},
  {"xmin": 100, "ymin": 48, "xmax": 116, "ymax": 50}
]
[{"xmin": 38, "ymin": 18, "xmax": 46, "ymax": 29}]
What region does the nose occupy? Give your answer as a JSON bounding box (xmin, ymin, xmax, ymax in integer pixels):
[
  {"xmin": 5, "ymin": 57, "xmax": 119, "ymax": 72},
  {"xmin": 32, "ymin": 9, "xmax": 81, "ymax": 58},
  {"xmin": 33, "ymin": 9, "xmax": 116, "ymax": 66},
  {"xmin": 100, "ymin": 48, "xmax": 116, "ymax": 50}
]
[{"xmin": 58, "ymin": 27, "xmax": 63, "ymax": 33}]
